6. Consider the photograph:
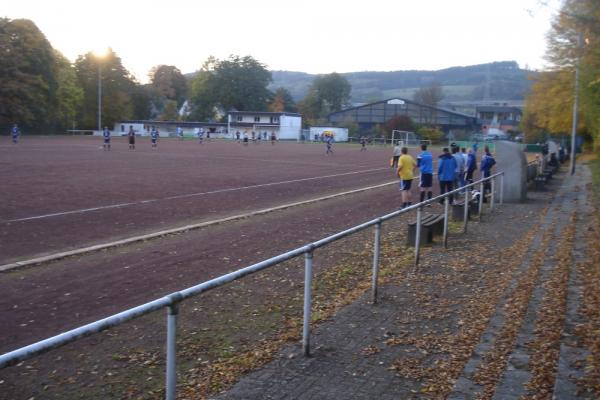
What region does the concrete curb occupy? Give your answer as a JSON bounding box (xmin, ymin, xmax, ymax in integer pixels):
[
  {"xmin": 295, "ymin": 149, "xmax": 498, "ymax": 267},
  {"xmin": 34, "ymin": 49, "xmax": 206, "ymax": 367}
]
[{"xmin": 0, "ymin": 180, "xmax": 397, "ymax": 272}]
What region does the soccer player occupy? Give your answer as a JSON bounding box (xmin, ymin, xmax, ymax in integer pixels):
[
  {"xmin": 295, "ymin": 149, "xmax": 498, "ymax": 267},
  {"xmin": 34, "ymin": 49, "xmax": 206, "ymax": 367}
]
[
  {"xmin": 325, "ymin": 135, "xmax": 334, "ymax": 155},
  {"xmin": 360, "ymin": 136, "xmax": 367, "ymax": 151},
  {"xmin": 270, "ymin": 131, "xmax": 277, "ymax": 145},
  {"xmin": 10, "ymin": 124, "xmax": 20, "ymax": 144},
  {"xmin": 417, "ymin": 144, "xmax": 433, "ymax": 202},
  {"xmin": 127, "ymin": 125, "xmax": 136, "ymax": 150},
  {"xmin": 397, "ymin": 147, "xmax": 416, "ymax": 208},
  {"xmin": 102, "ymin": 126, "xmax": 111, "ymax": 151},
  {"xmin": 150, "ymin": 127, "xmax": 159, "ymax": 148},
  {"xmin": 196, "ymin": 127, "xmax": 204, "ymax": 144}
]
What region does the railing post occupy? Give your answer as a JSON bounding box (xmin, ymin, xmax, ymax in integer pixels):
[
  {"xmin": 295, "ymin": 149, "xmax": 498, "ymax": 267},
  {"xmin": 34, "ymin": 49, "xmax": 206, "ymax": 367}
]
[
  {"xmin": 166, "ymin": 300, "xmax": 180, "ymax": 400},
  {"xmin": 463, "ymin": 186, "xmax": 469, "ymax": 233},
  {"xmin": 302, "ymin": 249, "xmax": 314, "ymax": 357},
  {"xmin": 443, "ymin": 196, "xmax": 449, "ymax": 249},
  {"xmin": 371, "ymin": 220, "xmax": 382, "ymax": 304},
  {"xmin": 414, "ymin": 206, "xmax": 422, "ymax": 268},
  {"xmin": 478, "ymin": 181, "xmax": 484, "ymax": 222},
  {"xmin": 500, "ymin": 173, "xmax": 504, "ymax": 205},
  {"xmin": 490, "ymin": 177, "xmax": 496, "ymax": 211}
]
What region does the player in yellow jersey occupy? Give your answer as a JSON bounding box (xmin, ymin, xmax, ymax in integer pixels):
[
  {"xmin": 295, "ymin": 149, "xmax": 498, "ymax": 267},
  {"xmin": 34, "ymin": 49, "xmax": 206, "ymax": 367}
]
[{"xmin": 397, "ymin": 147, "xmax": 417, "ymax": 208}]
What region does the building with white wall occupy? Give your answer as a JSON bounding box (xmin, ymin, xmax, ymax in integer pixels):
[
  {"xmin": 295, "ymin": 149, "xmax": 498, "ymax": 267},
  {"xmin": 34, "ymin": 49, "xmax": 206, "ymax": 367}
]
[{"xmin": 228, "ymin": 111, "xmax": 302, "ymax": 140}]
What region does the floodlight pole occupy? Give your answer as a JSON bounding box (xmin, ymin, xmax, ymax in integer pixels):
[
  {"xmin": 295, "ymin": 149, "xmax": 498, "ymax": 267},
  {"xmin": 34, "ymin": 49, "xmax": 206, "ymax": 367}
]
[
  {"xmin": 569, "ymin": 32, "xmax": 582, "ymax": 176},
  {"xmin": 97, "ymin": 61, "xmax": 102, "ymax": 133}
]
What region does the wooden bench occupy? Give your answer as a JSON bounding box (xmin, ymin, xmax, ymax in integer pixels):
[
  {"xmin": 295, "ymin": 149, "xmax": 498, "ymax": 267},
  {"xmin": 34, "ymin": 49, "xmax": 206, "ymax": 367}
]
[
  {"xmin": 407, "ymin": 213, "xmax": 445, "ymax": 246},
  {"xmin": 452, "ymin": 199, "xmax": 481, "ymax": 221},
  {"xmin": 533, "ymin": 175, "xmax": 547, "ymax": 191}
]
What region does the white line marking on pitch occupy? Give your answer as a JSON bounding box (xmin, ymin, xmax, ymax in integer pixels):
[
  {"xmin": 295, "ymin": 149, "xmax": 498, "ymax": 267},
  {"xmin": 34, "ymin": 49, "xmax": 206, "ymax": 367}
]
[
  {"xmin": 3, "ymin": 167, "xmax": 390, "ymax": 223},
  {"xmin": 0, "ymin": 180, "xmax": 397, "ymax": 272}
]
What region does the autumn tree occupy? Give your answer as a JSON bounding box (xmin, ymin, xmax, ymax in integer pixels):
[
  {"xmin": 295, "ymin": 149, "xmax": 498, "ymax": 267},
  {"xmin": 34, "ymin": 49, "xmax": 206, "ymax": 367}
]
[
  {"xmin": 149, "ymin": 65, "xmax": 188, "ymax": 108},
  {"xmin": 522, "ymin": 0, "xmax": 600, "ymax": 149},
  {"xmin": 268, "ymin": 87, "xmax": 296, "ymax": 112},
  {"xmin": 0, "ymin": 18, "xmax": 59, "ymax": 131}
]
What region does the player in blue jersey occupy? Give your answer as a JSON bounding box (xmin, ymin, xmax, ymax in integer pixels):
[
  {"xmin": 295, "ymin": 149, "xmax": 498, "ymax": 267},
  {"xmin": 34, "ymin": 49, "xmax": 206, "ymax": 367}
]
[
  {"xmin": 11, "ymin": 124, "xmax": 20, "ymax": 144},
  {"xmin": 150, "ymin": 127, "xmax": 159, "ymax": 148},
  {"xmin": 417, "ymin": 144, "xmax": 434, "ymax": 202},
  {"xmin": 102, "ymin": 126, "xmax": 111, "ymax": 151}
]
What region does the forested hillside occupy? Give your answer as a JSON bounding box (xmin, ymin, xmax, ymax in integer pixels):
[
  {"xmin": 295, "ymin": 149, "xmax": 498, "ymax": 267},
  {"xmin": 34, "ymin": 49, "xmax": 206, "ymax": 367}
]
[{"xmin": 270, "ymin": 61, "xmax": 534, "ymax": 103}]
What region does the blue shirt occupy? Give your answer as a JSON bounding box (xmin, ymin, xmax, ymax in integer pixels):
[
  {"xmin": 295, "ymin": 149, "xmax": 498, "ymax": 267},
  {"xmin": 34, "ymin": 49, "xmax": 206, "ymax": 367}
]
[
  {"xmin": 151, "ymin": 130, "xmax": 158, "ymax": 139},
  {"xmin": 103, "ymin": 129, "xmax": 110, "ymax": 138},
  {"xmin": 438, "ymin": 153, "xmax": 457, "ymax": 182},
  {"xmin": 417, "ymin": 151, "xmax": 433, "ymax": 174},
  {"xmin": 480, "ymin": 153, "xmax": 496, "ymax": 177},
  {"xmin": 11, "ymin": 127, "xmax": 19, "ymax": 136}
]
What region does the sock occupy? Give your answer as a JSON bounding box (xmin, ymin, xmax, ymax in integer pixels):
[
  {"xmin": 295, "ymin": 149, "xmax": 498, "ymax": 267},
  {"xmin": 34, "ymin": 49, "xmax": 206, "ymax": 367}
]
[
  {"xmin": 428, "ymin": 191, "xmax": 432, "ymax": 199},
  {"xmin": 420, "ymin": 192, "xmax": 425, "ymax": 202}
]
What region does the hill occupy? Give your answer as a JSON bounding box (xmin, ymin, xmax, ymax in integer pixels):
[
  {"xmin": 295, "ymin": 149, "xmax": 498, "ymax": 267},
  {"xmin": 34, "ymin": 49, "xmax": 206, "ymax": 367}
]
[{"xmin": 270, "ymin": 61, "xmax": 535, "ymax": 104}]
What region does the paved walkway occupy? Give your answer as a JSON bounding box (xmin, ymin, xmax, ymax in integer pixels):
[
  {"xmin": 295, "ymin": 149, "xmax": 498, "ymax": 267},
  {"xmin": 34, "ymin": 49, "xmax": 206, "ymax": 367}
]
[{"xmin": 213, "ymin": 166, "xmax": 595, "ymax": 399}]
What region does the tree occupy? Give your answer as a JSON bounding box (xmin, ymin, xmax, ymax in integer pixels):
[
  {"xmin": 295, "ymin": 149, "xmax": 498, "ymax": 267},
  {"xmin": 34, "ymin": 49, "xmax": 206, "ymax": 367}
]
[
  {"xmin": 384, "ymin": 115, "xmax": 415, "ymax": 134},
  {"xmin": 160, "ymin": 100, "xmax": 179, "ymax": 120},
  {"xmin": 0, "ymin": 18, "xmax": 58, "ymax": 131},
  {"xmin": 52, "ymin": 51, "xmax": 83, "ymax": 131},
  {"xmin": 269, "ymin": 87, "xmax": 296, "ymax": 112},
  {"xmin": 189, "ymin": 55, "xmax": 272, "ymax": 120},
  {"xmin": 522, "ymin": 0, "xmax": 600, "ymax": 149},
  {"xmin": 413, "ymin": 82, "xmax": 444, "ymax": 107},
  {"xmin": 417, "ymin": 126, "xmax": 444, "ymax": 143},
  {"xmin": 189, "ymin": 58, "xmax": 218, "ymax": 121},
  {"xmin": 212, "ymin": 55, "xmax": 272, "ymax": 111},
  {"xmin": 74, "ymin": 49, "xmax": 137, "ymax": 129},
  {"xmin": 301, "ymin": 73, "xmax": 351, "ymax": 118},
  {"xmin": 149, "ymin": 65, "xmax": 188, "ymax": 108}
]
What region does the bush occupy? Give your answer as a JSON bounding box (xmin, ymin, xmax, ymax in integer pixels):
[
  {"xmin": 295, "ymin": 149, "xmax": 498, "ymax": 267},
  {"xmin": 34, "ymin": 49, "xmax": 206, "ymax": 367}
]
[{"xmin": 417, "ymin": 126, "xmax": 444, "ymax": 143}]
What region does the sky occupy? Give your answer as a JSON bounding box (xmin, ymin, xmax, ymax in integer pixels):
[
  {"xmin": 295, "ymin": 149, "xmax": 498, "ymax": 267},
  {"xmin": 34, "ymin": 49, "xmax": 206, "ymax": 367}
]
[{"xmin": 3, "ymin": 0, "xmax": 560, "ymax": 83}]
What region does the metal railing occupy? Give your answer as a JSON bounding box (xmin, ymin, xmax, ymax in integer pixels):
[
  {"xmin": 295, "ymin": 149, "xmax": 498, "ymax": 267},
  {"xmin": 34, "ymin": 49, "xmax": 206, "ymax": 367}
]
[{"xmin": 0, "ymin": 171, "xmax": 505, "ymax": 400}]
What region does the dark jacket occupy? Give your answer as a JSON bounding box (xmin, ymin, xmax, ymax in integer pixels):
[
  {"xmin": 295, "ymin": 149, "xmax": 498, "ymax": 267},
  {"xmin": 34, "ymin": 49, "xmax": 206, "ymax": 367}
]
[{"xmin": 467, "ymin": 153, "xmax": 477, "ymax": 173}]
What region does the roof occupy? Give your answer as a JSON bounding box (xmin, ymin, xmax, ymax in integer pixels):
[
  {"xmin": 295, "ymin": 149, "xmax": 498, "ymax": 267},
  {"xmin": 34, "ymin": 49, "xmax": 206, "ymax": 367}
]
[
  {"xmin": 475, "ymin": 106, "xmax": 522, "ymax": 113},
  {"xmin": 118, "ymin": 120, "xmax": 227, "ymax": 126},
  {"xmin": 327, "ymin": 98, "xmax": 476, "ymax": 120},
  {"xmin": 228, "ymin": 111, "xmax": 301, "ymax": 117}
]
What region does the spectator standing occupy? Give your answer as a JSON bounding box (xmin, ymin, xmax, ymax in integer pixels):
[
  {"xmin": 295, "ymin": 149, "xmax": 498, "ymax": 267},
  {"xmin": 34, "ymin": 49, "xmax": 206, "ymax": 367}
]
[
  {"xmin": 102, "ymin": 126, "xmax": 111, "ymax": 151},
  {"xmin": 416, "ymin": 144, "xmax": 433, "ymax": 202},
  {"xmin": 391, "ymin": 144, "xmax": 402, "ymax": 169},
  {"xmin": 438, "ymin": 147, "xmax": 457, "ymax": 205},
  {"xmin": 480, "ymin": 147, "xmax": 496, "ymax": 202},
  {"xmin": 452, "ymin": 146, "xmax": 465, "ymax": 189},
  {"xmin": 461, "ymin": 147, "xmax": 468, "ymax": 183},
  {"xmin": 127, "ymin": 125, "xmax": 136, "ymax": 150},
  {"xmin": 466, "ymin": 149, "xmax": 477, "ymax": 184},
  {"xmin": 397, "ymin": 147, "xmax": 416, "ymax": 208}
]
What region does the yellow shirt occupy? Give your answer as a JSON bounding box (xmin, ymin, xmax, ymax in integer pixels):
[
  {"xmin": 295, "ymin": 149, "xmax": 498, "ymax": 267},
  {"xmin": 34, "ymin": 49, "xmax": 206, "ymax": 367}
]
[{"xmin": 398, "ymin": 154, "xmax": 416, "ymax": 180}]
